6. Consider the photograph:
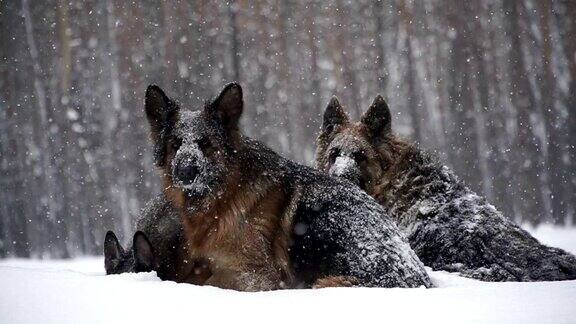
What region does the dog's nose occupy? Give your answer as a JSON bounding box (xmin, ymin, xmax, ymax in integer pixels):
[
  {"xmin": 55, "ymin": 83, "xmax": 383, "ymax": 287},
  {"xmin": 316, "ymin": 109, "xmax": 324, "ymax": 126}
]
[{"xmin": 176, "ymin": 165, "xmax": 198, "ymax": 185}]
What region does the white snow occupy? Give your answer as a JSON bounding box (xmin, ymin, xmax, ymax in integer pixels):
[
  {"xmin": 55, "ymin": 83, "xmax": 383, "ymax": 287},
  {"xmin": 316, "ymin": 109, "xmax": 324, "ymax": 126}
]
[
  {"xmin": 1, "ymin": 226, "xmax": 576, "ymax": 324},
  {"xmin": 330, "ymin": 155, "xmax": 356, "ymax": 176},
  {"xmin": 525, "ymin": 223, "xmax": 576, "ymax": 255}
]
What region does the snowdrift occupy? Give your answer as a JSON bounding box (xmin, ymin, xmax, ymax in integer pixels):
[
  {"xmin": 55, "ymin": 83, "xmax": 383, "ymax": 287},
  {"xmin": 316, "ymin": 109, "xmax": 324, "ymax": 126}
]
[{"xmin": 1, "ymin": 225, "xmax": 575, "ymax": 324}]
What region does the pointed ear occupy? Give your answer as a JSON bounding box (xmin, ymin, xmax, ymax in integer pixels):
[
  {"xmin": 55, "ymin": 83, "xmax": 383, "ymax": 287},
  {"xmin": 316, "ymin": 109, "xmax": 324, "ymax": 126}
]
[
  {"xmin": 361, "ymin": 95, "xmax": 391, "ymax": 139},
  {"xmin": 133, "ymin": 231, "xmax": 155, "ymax": 272},
  {"xmin": 145, "ymin": 85, "xmax": 179, "ymax": 166},
  {"xmin": 322, "ymin": 96, "xmax": 348, "ymax": 133},
  {"xmin": 104, "ymin": 231, "xmax": 124, "ymax": 274},
  {"xmin": 206, "ymin": 82, "xmax": 243, "ymax": 131},
  {"xmin": 145, "ymin": 85, "xmax": 179, "ymax": 133}
]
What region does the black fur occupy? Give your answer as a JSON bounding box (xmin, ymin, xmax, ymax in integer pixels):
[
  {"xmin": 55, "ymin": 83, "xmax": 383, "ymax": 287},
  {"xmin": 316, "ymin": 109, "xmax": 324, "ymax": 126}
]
[
  {"xmin": 135, "ymin": 195, "xmax": 192, "ymax": 282},
  {"xmin": 206, "ymin": 82, "xmax": 243, "ymax": 130},
  {"xmin": 104, "ymin": 230, "xmax": 156, "ymax": 275},
  {"xmin": 380, "ymin": 147, "xmax": 576, "ymax": 281},
  {"xmin": 145, "ymin": 85, "xmax": 180, "ymax": 167},
  {"xmin": 133, "ymin": 231, "xmax": 156, "ymax": 272},
  {"xmin": 103, "ymin": 197, "xmax": 192, "ymax": 281},
  {"xmin": 323, "ymin": 96, "xmax": 349, "ymax": 133},
  {"xmin": 361, "ymin": 95, "xmax": 391, "ymax": 139}
]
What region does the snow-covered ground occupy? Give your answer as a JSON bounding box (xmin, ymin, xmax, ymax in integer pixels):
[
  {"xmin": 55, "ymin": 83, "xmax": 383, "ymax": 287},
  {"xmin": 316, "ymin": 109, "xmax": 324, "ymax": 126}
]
[{"xmin": 1, "ymin": 225, "xmax": 575, "ymax": 324}]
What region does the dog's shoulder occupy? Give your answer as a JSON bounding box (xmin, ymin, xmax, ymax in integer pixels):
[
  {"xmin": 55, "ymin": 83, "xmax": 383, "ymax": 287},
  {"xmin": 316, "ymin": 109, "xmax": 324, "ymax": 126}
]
[
  {"xmin": 285, "ymin": 160, "xmax": 431, "ymax": 287},
  {"xmin": 136, "ymin": 193, "xmax": 184, "ymax": 255}
]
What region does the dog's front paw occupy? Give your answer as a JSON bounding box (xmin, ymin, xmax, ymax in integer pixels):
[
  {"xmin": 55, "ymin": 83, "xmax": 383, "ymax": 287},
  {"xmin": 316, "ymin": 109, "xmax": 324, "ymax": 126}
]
[{"xmin": 313, "ymin": 276, "xmax": 358, "ymax": 288}]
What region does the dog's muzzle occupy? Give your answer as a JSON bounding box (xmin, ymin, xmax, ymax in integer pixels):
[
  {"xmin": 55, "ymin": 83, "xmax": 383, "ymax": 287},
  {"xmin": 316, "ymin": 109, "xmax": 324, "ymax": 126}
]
[{"xmin": 329, "ymin": 156, "xmax": 361, "ymax": 187}]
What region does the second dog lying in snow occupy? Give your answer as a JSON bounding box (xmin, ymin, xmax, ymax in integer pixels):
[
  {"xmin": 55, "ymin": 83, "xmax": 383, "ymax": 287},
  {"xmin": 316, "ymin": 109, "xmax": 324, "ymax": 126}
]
[
  {"xmin": 104, "ymin": 196, "xmax": 212, "ymax": 285},
  {"xmin": 104, "ymin": 82, "xmax": 432, "ymax": 291},
  {"xmin": 315, "ymin": 95, "xmax": 576, "ymax": 281}
]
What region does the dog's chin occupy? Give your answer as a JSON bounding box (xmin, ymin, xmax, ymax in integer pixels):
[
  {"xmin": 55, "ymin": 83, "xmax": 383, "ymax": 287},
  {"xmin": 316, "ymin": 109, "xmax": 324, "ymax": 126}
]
[
  {"xmin": 172, "ymin": 173, "xmax": 224, "ymax": 212},
  {"xmin": 182, "ymin": 186, "xmax": 208, "ymax": 200},
  {"xmin": 176, "ymin": 179, "xmax": 219, "ymax": 208},
  {"xmin": 178, "ymin": 187, "xmax": 208, "ymax": 214}
]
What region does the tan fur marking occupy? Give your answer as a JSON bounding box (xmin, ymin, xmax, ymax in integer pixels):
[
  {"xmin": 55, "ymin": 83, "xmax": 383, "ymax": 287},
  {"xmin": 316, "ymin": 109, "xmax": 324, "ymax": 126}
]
[
  {"xmin": 165, "ymin": 167, "xmax": 296, "ymax": 291},
  {"xmin": 272, "ymin": 186, "xmax": 301, "ymax": 287},
  {"xmin": 373, "ymin": 136, "xmax": 412, "ymax": 201},
  {"xmin": 163, "ymin": 175, "xmax": 185, "ymax": 209}
]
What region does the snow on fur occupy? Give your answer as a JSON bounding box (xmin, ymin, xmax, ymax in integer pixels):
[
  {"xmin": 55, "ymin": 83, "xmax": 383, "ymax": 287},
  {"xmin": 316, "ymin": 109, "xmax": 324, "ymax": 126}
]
[
  {"xmin": 129, "ymin": 144, "xmax": 432, "ymax": 289},
  {"xmin": 291, "ymin": 165, "xmax": 431, "ymax": 287},
  {"xmin": 378, "ymin": 147, "xmax": 576, "ymax": 281},
  {"xmin": 330, "ymin": 156, "xmax": 356, "ymax": 176}
]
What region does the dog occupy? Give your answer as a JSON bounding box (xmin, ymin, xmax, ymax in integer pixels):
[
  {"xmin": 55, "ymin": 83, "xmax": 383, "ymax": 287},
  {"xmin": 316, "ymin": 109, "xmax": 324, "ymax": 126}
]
[
  {"xmin": 104, "ymin": 195, "xmax": 211, "ymax": 284},
  {"xmin": 316, "ymin": 95, "xmax": 576, "ymax": 281},
  {"xmin": 104, "ymin": 230, "xmax": 155, "ymax": 275},
  {"xmin": 141, "ymin": 82, "xmax": 432, "ymax": 291}
]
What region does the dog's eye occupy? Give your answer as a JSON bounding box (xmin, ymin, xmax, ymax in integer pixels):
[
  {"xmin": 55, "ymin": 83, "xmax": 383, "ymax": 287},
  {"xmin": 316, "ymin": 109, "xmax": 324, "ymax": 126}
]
[
  {"xmin": 197, "ymin": 137, "xmax": 211, "ymax": 151},
  {"xmin": 171, "ymin": 138, "xmax": 182, "ymax": 151},
  {"xmin": 329, "ymin": 148, "xmax": 340, "ymax": 162},
  {"xmin": 352, "ymin": 151, "xmax": 367, "ymax": 163}
]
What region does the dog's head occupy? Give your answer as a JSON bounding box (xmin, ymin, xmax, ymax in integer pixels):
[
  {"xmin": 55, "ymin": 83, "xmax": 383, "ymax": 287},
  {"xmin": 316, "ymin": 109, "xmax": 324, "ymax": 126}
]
[
  {"xmin": 145, "ymin": 83, "xmax": 244, "ymax": 208},
  {"xmin": 316, "ymin": 95, "xmax": 402, "ymax": 195},
  {"xmin": 104, "ymin": 231, "xmax": 155, "ymax": 275}
]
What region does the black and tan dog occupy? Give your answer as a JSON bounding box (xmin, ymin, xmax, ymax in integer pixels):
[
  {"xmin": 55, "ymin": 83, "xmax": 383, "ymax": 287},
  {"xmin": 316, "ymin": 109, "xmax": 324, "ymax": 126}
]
[
  {"xmin": 104, "ymin": 196, "xmax": 211, "ymax": 285},
  {"xmin": 316, "ymin": 95, "xmax": 576, "ymax": 281},
  {"xmin": 134, "ymin": 83, "xmax": 431, "ymax": 291},
  {"xmin": 104, "ymin": 230, "xmax": 155, "ymax": 275}
]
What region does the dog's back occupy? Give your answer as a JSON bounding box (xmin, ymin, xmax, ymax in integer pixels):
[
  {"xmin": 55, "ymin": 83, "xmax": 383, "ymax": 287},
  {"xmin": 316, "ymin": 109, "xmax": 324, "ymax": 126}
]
[
  {"xmin": 379, "ymin": 147, "xmax": 576, "ymax": 281},
  {"xmin": 293, "ymin": 168, "xmax": 431, "ymax": 287},
  {"xmin": 315, "ymin": 96, "xmax": 576, "ymax": 281},
  {"xmin": 239, "ymin": 139, "xmax": 432, "ymax": 288}
]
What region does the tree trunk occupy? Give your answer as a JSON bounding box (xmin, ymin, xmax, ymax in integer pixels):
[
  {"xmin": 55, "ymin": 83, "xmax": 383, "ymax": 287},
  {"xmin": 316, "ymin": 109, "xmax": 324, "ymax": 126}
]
[
  {"xmin": 503, "ymin": 0, "xmax": 545, "ymax": 224},
  {"xmin": 445, "ymin": 1, "xmax": 483, "ymax": 194},
  {"xmin": 335, "ymin": 0, "xmax": 361, "ymax": 116},
  {"xmin": 398, "ymin": 0, "xmax": 422, "ymax": 144},
  {"xmin": 22, "ymin": 0, "xmax": 70, "ymax": 256},
  {"xmin": 373, "ymin": 0, "xmax": 388, "ymax": 92},
  {"xmin": 538, "ymin": 0, "xmax": 565, "ymax": 224},
  {"xmin": 228, "ymin": 0, "xmax": 241, "ymax": 82},
  {"xmin": 470, "ymin": 1, "xmax": 514, "ymax": 218},
  {"xmin": 557, "ymin": 0, "xmax": 576, "ymax": 225}
]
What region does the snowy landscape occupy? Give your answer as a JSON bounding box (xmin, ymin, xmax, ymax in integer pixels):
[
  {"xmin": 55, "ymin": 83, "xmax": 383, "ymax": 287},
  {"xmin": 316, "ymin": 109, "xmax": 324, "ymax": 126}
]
[
  {"xmin": 1, "ymin": 225, "xmax": 575, "ymax": 324},
  {"xmin": 1, "ymin": 1, "xmax": 576, "ymax": 323},
  {"xmin": 2, "ymin": 0, "xmax": 576, "ymax": 259}
]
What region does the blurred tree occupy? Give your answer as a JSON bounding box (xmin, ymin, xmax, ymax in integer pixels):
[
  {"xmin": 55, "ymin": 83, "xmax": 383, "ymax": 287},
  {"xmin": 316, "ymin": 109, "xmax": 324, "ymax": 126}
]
[{"xmin": 0, "ymin": 0, "xmax": 574, "ymax": 257}]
